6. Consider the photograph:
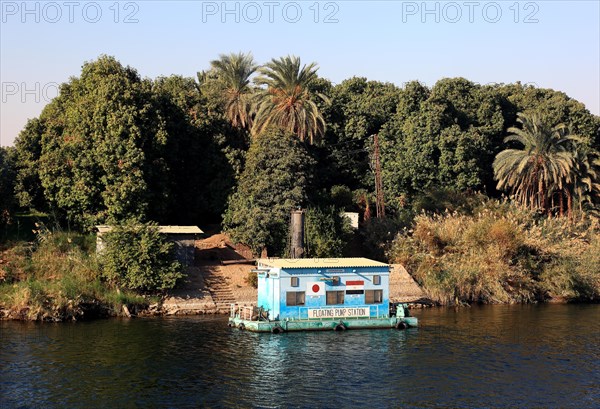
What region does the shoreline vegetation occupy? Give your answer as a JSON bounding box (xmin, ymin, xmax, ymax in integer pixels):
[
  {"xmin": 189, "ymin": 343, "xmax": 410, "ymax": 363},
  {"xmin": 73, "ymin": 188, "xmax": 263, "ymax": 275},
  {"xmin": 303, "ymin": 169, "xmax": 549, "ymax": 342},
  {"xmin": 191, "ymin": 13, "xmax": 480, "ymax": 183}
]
[
  {"xmin": 390, "ymin": 198, "xmax": 600, "ymax": 306},
  {"xmin": 0, "ymin": 227, "xmax": 152, "ymax": 321},
  {"xmin": 1, "ymin": 54, "xmax": 599, "ymax": 321},
  {"xmin": 1, "ymin": 199, "xmax": 598, "ymax": 322}
]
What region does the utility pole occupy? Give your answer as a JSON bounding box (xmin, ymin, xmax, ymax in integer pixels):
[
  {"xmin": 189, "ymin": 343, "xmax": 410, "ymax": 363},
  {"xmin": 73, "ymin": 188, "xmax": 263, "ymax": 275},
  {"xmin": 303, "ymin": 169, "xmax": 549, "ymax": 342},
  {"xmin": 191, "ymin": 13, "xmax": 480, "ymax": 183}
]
[
  {"xmin": 290, "ymin": 209, "xmax": 305, "ymax": 258},
  {"xmin": 373, "ymin": 134, "xmax": 385, "ymax": 219}
]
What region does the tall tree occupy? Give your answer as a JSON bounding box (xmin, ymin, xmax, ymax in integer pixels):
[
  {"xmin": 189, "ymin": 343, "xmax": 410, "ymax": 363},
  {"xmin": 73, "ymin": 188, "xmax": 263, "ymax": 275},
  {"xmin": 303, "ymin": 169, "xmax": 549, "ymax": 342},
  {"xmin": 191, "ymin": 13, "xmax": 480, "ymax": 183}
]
[
  {"xmin": 380, "ymin": 78, "xmax": 505, "ymax": 208},
  {"xmin": 493, "ymin": 113, "xmax": 579, "ymax": 213},
  {"xmin": 322, "ymin": 77, "xmax": 401, "ymax": 191},
  {"xmin": 209, "ymin": 52, "xmax": 258, "ymax": 130},
  {"xmin": 31, "ymin": 56, "xmax": 174, "ymax": 229},
  {"xmin": 222, "ymin": 127, "xmax": 314, "ymax": 256},
  {"xmin": 152, "ymin": 75, "xmax": 236, "ymax": 225},
  {"xmin": 254, "ymin": 55, "xmax": 327, "ymax": 144}
]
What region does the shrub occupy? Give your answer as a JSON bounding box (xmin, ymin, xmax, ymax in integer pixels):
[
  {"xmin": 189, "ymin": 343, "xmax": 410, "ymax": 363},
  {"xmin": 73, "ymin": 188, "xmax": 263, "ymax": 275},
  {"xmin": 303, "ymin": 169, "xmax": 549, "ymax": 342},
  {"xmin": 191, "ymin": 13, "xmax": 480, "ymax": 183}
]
[
  {"xmin": 305, "ymin": 206, "xmax": 352, "ymax": 258},
  {"xmin": 244, "ymin": 271, "xmax": 258, "ymax": 288},
  {"xmin": 100, "ymin": 221, "xmax": 183, "ymax": 292}
]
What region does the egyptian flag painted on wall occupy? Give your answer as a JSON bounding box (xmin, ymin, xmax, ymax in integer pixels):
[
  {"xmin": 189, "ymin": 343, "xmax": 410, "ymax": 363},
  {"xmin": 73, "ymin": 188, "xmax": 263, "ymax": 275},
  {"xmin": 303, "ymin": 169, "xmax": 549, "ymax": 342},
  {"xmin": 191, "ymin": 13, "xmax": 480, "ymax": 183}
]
[
  {"xmin": 307, "ymin": 282, "xmax": 325, "ymax": 296},
  {"xmin": 346, "ymin": 280, "xmax": 364, "ymax": 290}
]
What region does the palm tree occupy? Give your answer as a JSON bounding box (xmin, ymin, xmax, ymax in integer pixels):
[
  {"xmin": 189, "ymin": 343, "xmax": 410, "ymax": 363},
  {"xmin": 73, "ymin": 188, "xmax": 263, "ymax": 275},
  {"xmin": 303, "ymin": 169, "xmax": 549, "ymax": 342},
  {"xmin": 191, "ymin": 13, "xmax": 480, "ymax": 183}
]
[
  {"xmin": 493, "ymin": 112, "xmax": 580, "ymax": 214},
  {"xmin": 570, "ymin": 149, "xmax": 600, "ymax": 214},
  {"xmin": 209, "ymin": 52, "xmax": 258, "ymax": 129},
  {"xmin": 253, "ymin": 55, "xmax": 328, "ymax": 144}
]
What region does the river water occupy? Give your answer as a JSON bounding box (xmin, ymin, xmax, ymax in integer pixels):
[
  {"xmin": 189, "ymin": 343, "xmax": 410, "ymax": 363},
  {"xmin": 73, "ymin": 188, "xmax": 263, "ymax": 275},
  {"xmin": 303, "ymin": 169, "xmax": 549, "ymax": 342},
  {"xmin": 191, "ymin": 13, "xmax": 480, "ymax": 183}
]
[{"xmin": 0, "ymin": 304, "xmax": 598, "ymax": 408}]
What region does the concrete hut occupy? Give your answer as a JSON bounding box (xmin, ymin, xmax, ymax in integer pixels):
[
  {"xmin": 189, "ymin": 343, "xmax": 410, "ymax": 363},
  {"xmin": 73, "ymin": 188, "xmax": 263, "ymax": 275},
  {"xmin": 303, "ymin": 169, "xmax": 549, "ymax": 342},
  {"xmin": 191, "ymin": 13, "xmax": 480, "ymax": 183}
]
[{"xmin": 96, "ymin": 225, "xmax": 203, "ymax": 266}]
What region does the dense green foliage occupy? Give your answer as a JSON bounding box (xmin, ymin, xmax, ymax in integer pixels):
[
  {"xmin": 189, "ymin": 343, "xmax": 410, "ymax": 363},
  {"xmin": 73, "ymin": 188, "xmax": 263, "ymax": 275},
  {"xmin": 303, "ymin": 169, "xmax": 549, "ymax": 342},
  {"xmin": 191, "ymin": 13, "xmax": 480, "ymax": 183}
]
[
  {"xmin": 36, "ymin": 57, "xmax": 162, "ymax": 228},
  {"xmin": 12, "ymin": 56, "xmax": 238, "ymax": 231},
  {"xmin": 312, "ymin": 77, "xmax": 401, "ymax": 193},
  {"xmin": 13, "ymin": 118, "xmax": 46, "ymax": 210},
  {"xmin": 151, "ymin": 74, "xmax": 238, "ymax": 224},
  {"xmin": 100, "ymin": 222, "xmax": 183, "ymax": 292},
  {"xmin": 304, "ymin": 206, "xmax": 352, "ymax": 258},
  {"xmin": 0, "ymin": 147, "xmax": 16, "ymax": 225},
  {"xmin": 223, "ymin": 128, "xmax": 314, "ymax": 256},
  {"xmin": 380, "ymin": 79, "xmax": 505, "ymax": 203},
  {"xmin": 493, "ymin": 113, "xmax": 583, "ymax": 215}
]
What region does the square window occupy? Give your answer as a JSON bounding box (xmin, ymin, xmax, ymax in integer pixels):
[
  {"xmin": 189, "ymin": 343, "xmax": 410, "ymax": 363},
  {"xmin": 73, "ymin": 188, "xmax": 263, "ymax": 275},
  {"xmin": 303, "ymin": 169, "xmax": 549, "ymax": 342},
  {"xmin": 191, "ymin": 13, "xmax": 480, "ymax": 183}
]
[
  {"xmin": 326, "ymin": 291, "xmax": 345, "ymax": 305},
  {"xmin": 291, "ymin": 277, "xmax": 299, "ymax": 287},
  {"xmin": 286, "ymin": 291, "xmax": 305, "ymax": 306},
  {"xmin": 365, "ymin": 290, "xmax": 383, "ymax": 304},
  {"xmin": 373, "ymin": 275, "xmax": 381, "ymax": 285}
]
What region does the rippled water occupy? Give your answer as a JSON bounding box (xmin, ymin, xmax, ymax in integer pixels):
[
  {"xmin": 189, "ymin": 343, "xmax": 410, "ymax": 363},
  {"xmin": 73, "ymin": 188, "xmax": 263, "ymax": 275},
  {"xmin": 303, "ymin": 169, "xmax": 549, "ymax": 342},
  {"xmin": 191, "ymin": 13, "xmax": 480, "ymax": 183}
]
[{"xmin": 1, "ymin": 304, "xmax": 598, "ymax": 408}]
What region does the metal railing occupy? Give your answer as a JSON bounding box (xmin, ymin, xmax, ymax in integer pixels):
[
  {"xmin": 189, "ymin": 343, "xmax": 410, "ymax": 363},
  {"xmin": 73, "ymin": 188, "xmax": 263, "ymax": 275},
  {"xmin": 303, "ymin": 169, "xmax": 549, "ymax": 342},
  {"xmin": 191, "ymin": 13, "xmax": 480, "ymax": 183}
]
[{"xmin": 230, "ymin": 303, "xmax": 257, "ymax": 320}]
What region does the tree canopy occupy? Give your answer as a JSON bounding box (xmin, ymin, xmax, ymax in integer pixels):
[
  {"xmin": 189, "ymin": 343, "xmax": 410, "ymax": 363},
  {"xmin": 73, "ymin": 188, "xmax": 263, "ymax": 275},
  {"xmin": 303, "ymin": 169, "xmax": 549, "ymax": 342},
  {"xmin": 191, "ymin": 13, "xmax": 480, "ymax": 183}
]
[
  {"xmin": 5, "ymin": 55, "xmax": 599, "ymax": 255},
  {"xmin": 12, "ymin": 56, "xmax": 237, "ymax": 230}
]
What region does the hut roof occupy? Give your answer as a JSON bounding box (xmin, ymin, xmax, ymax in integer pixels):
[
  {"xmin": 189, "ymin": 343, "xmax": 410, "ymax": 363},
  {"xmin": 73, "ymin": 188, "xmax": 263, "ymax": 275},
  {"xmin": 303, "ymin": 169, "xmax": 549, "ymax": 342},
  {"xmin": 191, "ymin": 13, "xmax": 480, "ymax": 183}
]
[
  {"xmin": 257, "ymin": 257, "xmax": 388, "ymax": 269},
  {"xmin": 96, "ymin": 225, "xmax": 203, "ymax": 234}
]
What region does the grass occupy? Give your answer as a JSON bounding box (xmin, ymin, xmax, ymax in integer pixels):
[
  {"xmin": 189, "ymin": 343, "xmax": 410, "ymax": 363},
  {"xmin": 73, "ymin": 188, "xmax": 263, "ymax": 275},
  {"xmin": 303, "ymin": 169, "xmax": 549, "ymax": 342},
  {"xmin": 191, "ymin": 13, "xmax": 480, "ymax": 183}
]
[
  {"xmin": 0, "ymin": 229, "xmax": 148, "ymax": 321},
  {"xmin": 390, "ymin": 200, "xmax": 600, "ymax": 305}
]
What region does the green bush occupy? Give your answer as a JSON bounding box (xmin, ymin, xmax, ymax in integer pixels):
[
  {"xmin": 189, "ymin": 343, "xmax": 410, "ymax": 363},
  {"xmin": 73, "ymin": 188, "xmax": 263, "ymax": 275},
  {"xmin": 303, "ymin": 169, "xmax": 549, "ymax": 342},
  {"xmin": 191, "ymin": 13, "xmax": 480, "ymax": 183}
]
[
  {"xmin": 244, "ymin": 271, "xmax": 258, "ymax": 288},
  {"xmin": 100, "ymin": 221, "xmax": 183, "ymax": 292},
  {"xmin": 223, "ymin": 127, "xmax": 314, "ymax": 256},
  {"xmin": 305, "ymin": 206, "xmax": 352, "ymax": 257}
]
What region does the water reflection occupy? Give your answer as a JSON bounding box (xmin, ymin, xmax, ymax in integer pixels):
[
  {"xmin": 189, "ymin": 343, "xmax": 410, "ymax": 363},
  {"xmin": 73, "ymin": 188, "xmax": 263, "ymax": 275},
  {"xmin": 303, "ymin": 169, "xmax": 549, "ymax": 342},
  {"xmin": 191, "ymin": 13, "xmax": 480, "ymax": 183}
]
[{"xmin": 0, "ymin": 305, "xmax": 598, "ymax": 409}]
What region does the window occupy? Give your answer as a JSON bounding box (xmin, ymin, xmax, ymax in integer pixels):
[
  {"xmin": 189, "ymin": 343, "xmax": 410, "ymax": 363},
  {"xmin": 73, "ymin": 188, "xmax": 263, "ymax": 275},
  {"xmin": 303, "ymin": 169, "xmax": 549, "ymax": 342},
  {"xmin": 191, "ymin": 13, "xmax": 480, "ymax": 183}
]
[
  {"xmin": 373, "ymin": 275, "xmax": 381, "ymax": 285},
  {"xmin": 365, "ymin": 289, "xmax": 383, "ymax": 304},
  {"xmin": 286, "ymin": 291, "xmax": 305, "ymax": 306},
  {"xmin": 326, "ymin": 291, "xmax": 345, "ymax": 305},
  {"xmin": 291, "ymin": 277, "xmax": 299, "ymax": 287}
]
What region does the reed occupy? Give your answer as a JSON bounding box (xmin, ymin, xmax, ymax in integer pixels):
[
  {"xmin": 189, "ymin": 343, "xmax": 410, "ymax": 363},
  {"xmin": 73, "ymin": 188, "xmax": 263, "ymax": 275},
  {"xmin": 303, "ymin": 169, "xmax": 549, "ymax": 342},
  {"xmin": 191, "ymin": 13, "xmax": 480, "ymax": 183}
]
[{"xmin": 390, "ymin": 200, "xmax": 600, "ymax": 305}]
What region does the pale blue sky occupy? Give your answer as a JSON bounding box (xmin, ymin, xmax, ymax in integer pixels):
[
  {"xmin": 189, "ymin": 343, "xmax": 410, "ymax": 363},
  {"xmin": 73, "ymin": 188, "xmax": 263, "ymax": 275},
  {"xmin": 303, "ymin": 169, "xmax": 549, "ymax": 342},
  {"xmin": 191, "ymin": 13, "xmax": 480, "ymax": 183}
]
[{"xmin": 1, "ymin": 0, "xmax": 599, "ymax": 146}]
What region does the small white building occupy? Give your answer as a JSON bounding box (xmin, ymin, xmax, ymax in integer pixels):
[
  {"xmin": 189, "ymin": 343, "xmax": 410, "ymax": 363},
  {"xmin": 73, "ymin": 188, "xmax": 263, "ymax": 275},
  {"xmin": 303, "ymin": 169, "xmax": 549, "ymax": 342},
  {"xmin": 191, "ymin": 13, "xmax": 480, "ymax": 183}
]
[{"xmin": 342, "ymin": 212, "xmax": 360, "ymax": 229}]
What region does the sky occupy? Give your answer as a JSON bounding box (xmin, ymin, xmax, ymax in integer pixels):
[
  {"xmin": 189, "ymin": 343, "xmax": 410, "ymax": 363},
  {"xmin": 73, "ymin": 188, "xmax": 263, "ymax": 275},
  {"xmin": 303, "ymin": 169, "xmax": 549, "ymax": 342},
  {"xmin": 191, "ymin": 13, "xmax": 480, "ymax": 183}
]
[{"xmin": 1, "ymin": 0, "xmax": 599, "ymax": 146}]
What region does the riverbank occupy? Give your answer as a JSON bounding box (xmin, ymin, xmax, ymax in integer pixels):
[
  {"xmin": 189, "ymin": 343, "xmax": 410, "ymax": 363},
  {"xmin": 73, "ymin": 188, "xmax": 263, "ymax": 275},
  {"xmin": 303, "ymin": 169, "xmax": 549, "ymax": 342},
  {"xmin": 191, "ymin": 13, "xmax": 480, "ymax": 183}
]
[
  {"xmin": 0, "ymin": 231, "xmax": 428, "ymax": 321},
  {"xmin": 2, "ymin": 218, "xmax": 598, "ymax": 323}
]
